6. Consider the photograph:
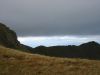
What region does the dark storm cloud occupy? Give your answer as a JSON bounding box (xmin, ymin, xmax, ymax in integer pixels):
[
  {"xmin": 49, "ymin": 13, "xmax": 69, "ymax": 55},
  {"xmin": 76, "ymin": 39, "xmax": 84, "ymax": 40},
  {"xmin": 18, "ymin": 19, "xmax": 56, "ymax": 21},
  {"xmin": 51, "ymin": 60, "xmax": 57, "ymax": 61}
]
[{"xmin": 0, "ymin": 0, "xmax": 100, "ymax": 36}]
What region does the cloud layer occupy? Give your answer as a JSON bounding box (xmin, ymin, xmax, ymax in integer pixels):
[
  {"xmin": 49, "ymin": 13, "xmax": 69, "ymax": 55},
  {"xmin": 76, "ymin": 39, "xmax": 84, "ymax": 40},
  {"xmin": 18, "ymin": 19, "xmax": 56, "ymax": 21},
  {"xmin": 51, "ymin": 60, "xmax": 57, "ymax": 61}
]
[
  {"xmin": 0, "ymin": 0, "xmax": 100, "ymax": 36},
  {"xmin": 18, "ymin": 35, "xmax": 100, "ymax": 47}
]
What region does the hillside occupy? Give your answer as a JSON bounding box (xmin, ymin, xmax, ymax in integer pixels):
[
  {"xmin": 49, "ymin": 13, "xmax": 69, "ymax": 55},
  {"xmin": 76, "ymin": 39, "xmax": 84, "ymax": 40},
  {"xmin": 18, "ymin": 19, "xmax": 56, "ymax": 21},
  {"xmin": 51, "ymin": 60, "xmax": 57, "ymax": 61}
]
[
  {"xmin": 0, "ymin": 23, "xmax": 33, "ymax": 52},
  {"xmin": 0, "ymin": 46, "xmax": 100, "ymax": 75},
  {"xmin": 1, "ymin": 23, "xmax": 100, "ymax": 60},
  {"xmin": 34, "ymin": 41, "xmax": 100, "ymax": 60}
]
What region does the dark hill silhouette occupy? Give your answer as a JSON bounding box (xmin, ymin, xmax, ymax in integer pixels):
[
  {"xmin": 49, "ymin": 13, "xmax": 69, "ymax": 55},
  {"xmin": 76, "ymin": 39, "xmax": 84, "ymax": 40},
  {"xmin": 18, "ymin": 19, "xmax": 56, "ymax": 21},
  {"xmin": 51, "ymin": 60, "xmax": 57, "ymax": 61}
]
[
  {"xmin": 80, "ymin": 41, "xmax": 100, "ymax": 47},
  {"xmin": 0, "ymin": 23, "xmax": 20, "ymax": 48},
  {"xmin": 33, "ymin": 42, "xmax": 100, "ymax": 60},
  {"xmin": 0, "ymin": 23, "xmax": 33, "ymax": 52},
  {"xmin": 0, "ymin": 23, "xmax": 100, "ymax": 60}
]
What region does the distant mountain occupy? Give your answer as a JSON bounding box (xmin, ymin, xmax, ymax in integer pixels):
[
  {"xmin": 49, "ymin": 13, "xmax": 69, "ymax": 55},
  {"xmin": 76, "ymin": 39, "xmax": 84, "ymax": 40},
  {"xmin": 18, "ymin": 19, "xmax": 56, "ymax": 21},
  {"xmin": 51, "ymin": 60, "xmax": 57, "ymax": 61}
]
[
  {"xmin": 0, "ymin": 23, "xmax": 100, "ymax": 60},
  {"xmin": 80, "ymin": 41, "xmax": 100, "ymax": 48},
  {"xmin": 0, "ymin": 23, "xmax": 33, "ymax": 52},
  {"xmin": 34, "ymin": 41, "xmax": 100, "ymax": 60}
]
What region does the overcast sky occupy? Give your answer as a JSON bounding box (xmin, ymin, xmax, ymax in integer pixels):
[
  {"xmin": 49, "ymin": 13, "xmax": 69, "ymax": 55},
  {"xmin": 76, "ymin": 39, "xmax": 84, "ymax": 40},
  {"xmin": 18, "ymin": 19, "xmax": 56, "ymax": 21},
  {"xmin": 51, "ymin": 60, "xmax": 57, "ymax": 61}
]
[
  {"xmin": 0, "ymin": 0, "xmax": 100, "ymax": 47},
  {"xmin": 0, "ymin": 0, "xmax": 100, "ymax": 36}
]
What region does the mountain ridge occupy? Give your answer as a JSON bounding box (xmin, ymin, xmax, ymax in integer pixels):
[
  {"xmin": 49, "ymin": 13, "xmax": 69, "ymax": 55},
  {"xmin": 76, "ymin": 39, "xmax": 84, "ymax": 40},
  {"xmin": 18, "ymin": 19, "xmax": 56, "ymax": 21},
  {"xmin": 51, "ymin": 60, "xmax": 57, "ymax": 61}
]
[{"xmin": 0, "ymin": 23, "xmax": 100, "ymax": 60}]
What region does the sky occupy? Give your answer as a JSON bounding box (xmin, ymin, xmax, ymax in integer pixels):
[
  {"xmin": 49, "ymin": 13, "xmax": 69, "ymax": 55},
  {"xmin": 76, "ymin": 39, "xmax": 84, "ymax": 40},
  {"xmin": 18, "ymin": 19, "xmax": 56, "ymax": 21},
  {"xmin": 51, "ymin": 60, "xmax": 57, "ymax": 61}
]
[{"xmin": 0, "ymin": 0, "xmax": 100, "ymax": 47}]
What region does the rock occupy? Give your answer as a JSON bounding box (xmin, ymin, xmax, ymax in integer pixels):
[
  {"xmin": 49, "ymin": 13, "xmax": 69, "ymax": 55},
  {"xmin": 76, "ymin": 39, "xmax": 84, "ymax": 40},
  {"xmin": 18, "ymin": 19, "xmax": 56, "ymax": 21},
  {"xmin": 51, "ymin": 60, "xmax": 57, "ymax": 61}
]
[
  {"xmin": 0, "ymin": 23, "xmax": 20, "ymax": 48},
  {"xmin": 0, "ymin": 23, "xmax": 33, "ymax": 52}
]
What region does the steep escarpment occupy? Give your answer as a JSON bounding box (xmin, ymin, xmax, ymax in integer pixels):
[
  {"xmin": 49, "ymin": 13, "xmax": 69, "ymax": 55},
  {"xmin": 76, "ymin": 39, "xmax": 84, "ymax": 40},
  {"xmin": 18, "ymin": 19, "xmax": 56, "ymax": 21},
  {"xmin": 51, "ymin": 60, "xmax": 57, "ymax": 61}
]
[
  {"xmin": 0, "ymin": 23, "xmax": 20, "ymax": 48},
  {"xmin": 0, "ymin": 23, "xmax": 33, "ymax": 52}
]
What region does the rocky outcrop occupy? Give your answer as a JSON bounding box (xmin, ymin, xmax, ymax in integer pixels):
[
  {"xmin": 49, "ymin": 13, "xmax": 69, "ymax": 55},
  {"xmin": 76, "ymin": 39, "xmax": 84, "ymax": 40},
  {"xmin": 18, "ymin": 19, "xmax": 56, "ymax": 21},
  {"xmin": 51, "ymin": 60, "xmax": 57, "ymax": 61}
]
[
  {"xmin": 0, "ymin": 23, "xmax": 19, "ymax": 48},
  {"xmin": 0, "ymin": 23, "xmax": 33, "ymax": 52}
]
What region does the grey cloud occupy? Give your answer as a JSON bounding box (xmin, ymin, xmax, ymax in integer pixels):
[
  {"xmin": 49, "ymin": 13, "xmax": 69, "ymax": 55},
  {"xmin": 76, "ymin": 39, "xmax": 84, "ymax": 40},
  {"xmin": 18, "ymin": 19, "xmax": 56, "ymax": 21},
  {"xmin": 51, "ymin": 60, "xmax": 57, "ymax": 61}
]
[{"xmin": 0, "ymin": 0, "xmax": 100, "ymax": 36}]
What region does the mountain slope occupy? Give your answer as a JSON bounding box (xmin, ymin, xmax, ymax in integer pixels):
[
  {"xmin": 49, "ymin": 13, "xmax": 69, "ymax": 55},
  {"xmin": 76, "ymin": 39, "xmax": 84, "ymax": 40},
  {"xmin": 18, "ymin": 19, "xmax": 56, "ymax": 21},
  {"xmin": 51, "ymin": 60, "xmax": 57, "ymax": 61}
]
[
  {"xmin": 34, "ymin": 41, "xmax": 100, "ymax": 60},
  {"xmin": 1, "ymin": 23, "xmax": 100, "ymax": 60},
  {"xmin": 0, "ymin": 23, "xmax": 19, "ymax": 48},
  {"xmin": 0, "ymin": 46, "xmax": 100, "ymax": 75},
  {"xmin": 0, "ymin": 23, "xmax": 33, "ymax": 52}
]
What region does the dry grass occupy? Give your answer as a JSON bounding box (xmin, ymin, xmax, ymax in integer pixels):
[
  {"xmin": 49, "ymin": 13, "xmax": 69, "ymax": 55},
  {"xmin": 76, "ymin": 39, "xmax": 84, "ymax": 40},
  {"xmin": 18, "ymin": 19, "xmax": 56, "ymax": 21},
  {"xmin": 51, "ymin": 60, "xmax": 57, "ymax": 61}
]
[{"xmin": 0, "ymin": 46, "xmax": 100, "ymax": 75}]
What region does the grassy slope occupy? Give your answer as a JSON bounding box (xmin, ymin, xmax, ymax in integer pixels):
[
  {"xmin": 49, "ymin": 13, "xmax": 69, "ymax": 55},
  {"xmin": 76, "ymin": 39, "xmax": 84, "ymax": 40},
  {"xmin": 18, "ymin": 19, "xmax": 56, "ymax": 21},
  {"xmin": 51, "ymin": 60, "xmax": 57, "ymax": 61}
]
[{"xmin": 0, "ymin": 46, "xmax": 100, "ymax": 75}]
